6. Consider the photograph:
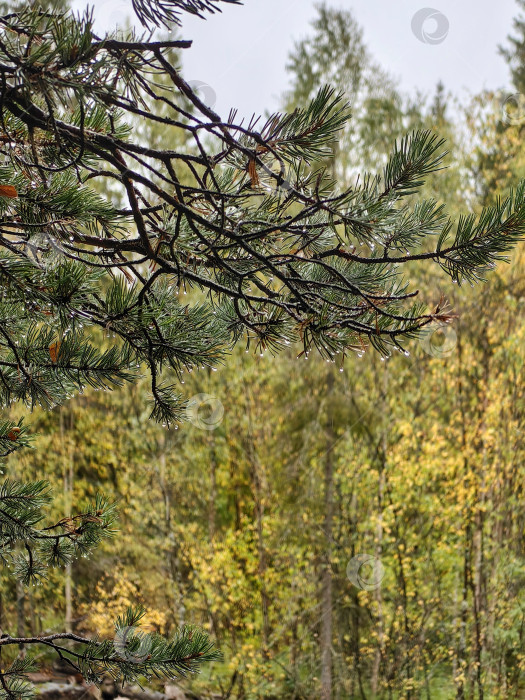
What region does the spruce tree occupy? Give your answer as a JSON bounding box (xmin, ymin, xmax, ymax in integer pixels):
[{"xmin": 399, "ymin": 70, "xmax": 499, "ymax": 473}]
[
  {"xmin": 0, "ymin": 0, "xmax": 525, "ymax": 696},
  {"xmin": 501, "ymin": 0, "xmax": 525, "ymax": 94}
]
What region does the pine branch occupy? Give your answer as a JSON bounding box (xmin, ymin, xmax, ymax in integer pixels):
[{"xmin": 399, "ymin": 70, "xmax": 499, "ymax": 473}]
[
  {"xmin": 0, "ymin": 615, "xmax": 221, "ymax": 697},
  {"xmin": 0, "ymin": 6, "xmax": 522, "ymax": 416},
  {"xmin": 131, "ymin": 0, "xmax": 242, "ymax": 28}
]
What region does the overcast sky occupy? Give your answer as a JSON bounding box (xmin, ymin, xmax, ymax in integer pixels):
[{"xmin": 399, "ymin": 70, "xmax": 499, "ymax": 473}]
[{"xmin": 70, "ymin": 0, "xmax": 519, "ymax": 119}]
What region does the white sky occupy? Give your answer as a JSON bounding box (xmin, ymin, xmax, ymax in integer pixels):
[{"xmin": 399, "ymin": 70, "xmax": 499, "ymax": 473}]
[{"xmin": 71, "ymin": 0, "xmax": 520, "ymax": 119}]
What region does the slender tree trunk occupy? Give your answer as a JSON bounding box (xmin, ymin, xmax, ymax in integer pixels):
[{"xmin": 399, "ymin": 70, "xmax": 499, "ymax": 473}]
[
  {"xmin": 61, "ymin": 407, "xmax": 74, "ymax": 633},
  {"xmin": 16, "ymin": 579, "xmax": 25, "ymax": 659},
  {"xmin": 245, "ymin": 390, "xmax": 270, "ymax": 657},
  {"xmin": 208, "ymin": 433, "xmax": 217, "ymax": 541},
  {"xmin": 471, "ymin": 517, "xmax": 484, "ymax": 700},
  {"xmin": 372, "ymin": 364, "xmax": 388, "ymax": 696},
  {"xmin": 64, "ymin": 565, "xmax": 73, "ymax": 633},
  {"xmin": 452, "ymin": 573, "xmax": 459, "ymax": 682},
  {"xmin": 157, "ymin": 443, "xmax": 186, "ymax": 627},
  {"xmin": 251, "ymin": 451, "xmax": 270, "ymax": 656},
  {"xmin": 347, "ymin": 485, "xmax": 367, "ymax": 700},
  {"xmin": 28, "ymin": 588, "xmax": 37, "ymax": 636},
  {"xmin": 321, "ymin": 370, "xmax": 335, "ymax": 700},
  {"xmin": 0, "ymin": 588, "xmax": 3, "ymax": 666},
  {"xmin": 457, "ymin": 525, "xmax": 470, "ymax": 700},
  {"xmin": 469, "ymin": 329, "xmax": 491, "ymax": 700},
  {"xmin": 289, "ymin": 575, "xmax": 299, "ymax": 693},
  {"xmin": 253, "ymin": 470, "xmax": 270, "ymax": 656},
  {"xmin": 456, "ymin": 331, "xmax": 469, "ymax": 700}
]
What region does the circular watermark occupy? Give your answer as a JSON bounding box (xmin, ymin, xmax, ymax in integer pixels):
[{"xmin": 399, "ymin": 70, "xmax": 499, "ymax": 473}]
[
  {"xmin": 186, "ymin": 393, "xmax": 224, "ymax": 430},
  {"xmin": 411, "ymin": 8, "xmax": 449, "ymax": 45},
  {"xmin": 113, "ymin": 626, "xmax": 152, "ymax": 664},
  {"xmin": 187, "ymin": 81, "xmax": 217, "ymax": 110},
  {"xmin": 420, "ymin": 322, "xmax": 457, "ymax": 358},
  {"xmin": 26, "ymin": 232, "xmax": 64, "ymax": 271},
  {"xmin": 346, "ymin": 554, "xmax": 385, "ymax": 591},
  {"xmin": 501, "ymin": 93, "xmax": 525, "ymax": 126},
  {"xmin": 95, "ymin": 0, "xmax": 133, "ymax": 30}
]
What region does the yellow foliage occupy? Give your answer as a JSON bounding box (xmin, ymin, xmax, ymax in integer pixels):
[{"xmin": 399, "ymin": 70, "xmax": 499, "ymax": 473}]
[{"xmin": 79, "ymin": 568, "xmax": 167, "ymax": 636}]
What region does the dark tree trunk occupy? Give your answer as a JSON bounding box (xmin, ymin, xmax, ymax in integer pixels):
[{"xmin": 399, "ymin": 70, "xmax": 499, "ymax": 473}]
[{"xmin": 321, "ymin": 370, "xmax": 335, "ymax": 700}]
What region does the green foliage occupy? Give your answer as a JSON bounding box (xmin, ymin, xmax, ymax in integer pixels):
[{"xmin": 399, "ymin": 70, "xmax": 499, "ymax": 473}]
[
  {"xmin": 0, "ymin": 479, "xmax": 116, "ymax": 584},
  {"xmin": 500, "ymin": 0, "xmax": 525, "ymax": 93},
  {"xmin": 0, "ymin": 2, "xmax": 524, "ymax": 699},
  {"xmin": 79, "ymin": 606, "xmax": 221, "ymax": 684}
]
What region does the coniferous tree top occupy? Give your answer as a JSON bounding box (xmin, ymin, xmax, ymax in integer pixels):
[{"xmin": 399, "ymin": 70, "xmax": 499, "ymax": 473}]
[{"xmin": 501, "ymin": 0, "xmax": 525, "ymax": 94}]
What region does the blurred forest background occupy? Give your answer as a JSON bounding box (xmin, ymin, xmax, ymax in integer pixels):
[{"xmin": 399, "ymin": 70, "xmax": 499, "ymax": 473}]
[{"xmin": 2, "ymin": 1, "xmax": 525, "ymax": 698}]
